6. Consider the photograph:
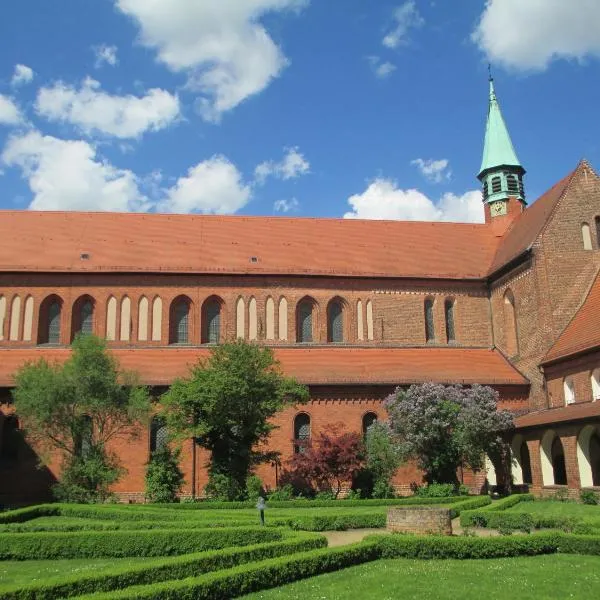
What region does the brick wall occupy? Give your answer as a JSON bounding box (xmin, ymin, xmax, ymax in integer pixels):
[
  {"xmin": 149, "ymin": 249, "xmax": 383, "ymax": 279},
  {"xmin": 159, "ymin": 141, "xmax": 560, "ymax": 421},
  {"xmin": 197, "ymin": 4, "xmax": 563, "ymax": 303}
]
[{"xmin": 387, "ymin": 507, "xmax": 452, "ymax": 535}]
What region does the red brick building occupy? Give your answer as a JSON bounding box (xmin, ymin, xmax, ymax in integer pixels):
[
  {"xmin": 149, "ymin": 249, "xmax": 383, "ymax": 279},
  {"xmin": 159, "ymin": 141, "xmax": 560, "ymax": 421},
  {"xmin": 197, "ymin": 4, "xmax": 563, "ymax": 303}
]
[{"xmin": 1, "ymin": 80, "xmax": 599, "ymax": 504}]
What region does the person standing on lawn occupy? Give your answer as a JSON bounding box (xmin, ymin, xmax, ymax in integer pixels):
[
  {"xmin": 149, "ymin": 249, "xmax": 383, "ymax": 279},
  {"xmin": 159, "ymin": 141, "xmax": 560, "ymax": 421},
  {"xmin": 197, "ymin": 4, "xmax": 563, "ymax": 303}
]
[{"xmin": 256, "ymin": 496, "xmax": 266, "ymax": 526}]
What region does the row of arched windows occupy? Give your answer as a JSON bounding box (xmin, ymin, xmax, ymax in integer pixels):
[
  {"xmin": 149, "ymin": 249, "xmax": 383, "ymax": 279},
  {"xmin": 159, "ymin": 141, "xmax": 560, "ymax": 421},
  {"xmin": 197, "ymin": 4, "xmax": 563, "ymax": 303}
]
[
  {"xmin": 563, "ymin": 369, "xmax": 600, "ymax": 406},
  {"xmin": 292, "ymin": 411, "xmax": 378, "ymax": 454},
  {"xmin": 424, "ymin": 297, "xmax": 456, "ymax": 344},
  {"xmin": 581, "ymin": 218, "xmax": 600, "ymax": 250}
]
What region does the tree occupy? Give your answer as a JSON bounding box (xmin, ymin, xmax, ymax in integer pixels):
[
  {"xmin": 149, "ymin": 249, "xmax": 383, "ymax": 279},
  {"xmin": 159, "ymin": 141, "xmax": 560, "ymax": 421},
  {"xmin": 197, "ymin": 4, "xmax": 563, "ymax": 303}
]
[
  {"xmin": 384, "ymin": 383, "xmax": 513, "ymax": 485},
  {"xmin": 12, "ymin": 334, "xmax": 151, "ymax": 501},
  {"xmin": 162, "ymin": 340, "xmax": 308, "ymax": 500},
  {"xmin": 145, "ymin": 445, "xmax": 185, "ymax": 503},
  {"xmin": 290, "ymin": 424, "xmax": 365, "ymax": 498},
  {"xmin": 365, "ymin": 421, "xmax": 402, "ymax": 498}
]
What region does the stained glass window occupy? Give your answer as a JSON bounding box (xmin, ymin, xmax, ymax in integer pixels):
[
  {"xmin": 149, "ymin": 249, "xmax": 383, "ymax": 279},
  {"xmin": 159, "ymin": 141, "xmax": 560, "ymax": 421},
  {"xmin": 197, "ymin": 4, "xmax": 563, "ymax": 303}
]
[
  {"xmin": 328, "ymin": 301, "xmax": 343, "ymax": 343},
  {"xmin": 203, "ymin": 300, "xmax": 221, "ymax": 344},
  {"xmin": 150, "ymin": 416, "xmax": 168, "ymax": 453},
  {"xmin": 297, "ymin": 302, "xmax": 312, "ymax": 343},
  {"xmin": 48, "ymin": 301, "xmax": 61, "ymax": 344},
  {"xmin": 294, "ymin": 413, "xmax": 310, "ymax": 454},
  {"xmin": 173, "ymin": 300, "xmax": 189, "ymax": 344}
]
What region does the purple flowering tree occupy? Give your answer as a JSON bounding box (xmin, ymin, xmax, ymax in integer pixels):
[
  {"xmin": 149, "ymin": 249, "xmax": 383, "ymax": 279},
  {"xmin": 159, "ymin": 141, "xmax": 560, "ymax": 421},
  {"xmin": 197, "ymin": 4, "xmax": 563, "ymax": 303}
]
[{"xmin": 384, "ymin": 383, "xmax": 513, "ymax": 485}]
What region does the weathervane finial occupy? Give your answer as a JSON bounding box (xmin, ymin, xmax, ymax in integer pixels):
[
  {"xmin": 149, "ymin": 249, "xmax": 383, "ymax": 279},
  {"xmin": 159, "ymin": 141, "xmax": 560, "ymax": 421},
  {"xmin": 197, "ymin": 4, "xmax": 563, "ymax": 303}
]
[{"xmin": 488, "ymin": 63, "xmax": 493, "ymax": 82}]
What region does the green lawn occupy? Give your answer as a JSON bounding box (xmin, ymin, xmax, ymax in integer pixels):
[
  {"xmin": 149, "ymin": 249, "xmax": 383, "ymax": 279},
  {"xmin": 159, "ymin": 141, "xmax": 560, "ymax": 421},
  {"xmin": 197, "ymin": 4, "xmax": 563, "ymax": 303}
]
[
  {"xmin": 241, "ymin": 555, "xmax": 600, "ymax": 600},
  {"xmin": 0, "ymin": 557, "xmax": 149, "ymax": 587},
  {"xmin": 505, "ymin": 500, "xmax": 600, "ymax": 518}
]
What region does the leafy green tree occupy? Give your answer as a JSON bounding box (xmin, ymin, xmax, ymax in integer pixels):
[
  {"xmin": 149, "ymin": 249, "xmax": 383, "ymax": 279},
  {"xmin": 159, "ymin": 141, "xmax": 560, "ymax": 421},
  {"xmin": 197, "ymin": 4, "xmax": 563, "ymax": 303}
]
[
  {"xmin": 365, "ymin": 422, "xmax": 402, "ymax": 498},
  {"xmin": 145, "ymin": 445, "xmax": 185, "ymax": 503},
  {"xmin": 384, "ymin": 383, "xmax": 513, "ymax": 485},
  {"xmin": 162, "ymin": 340, "xmax": 308, "ymax": 499},
  {"xmin": 12, "ymin": 334, "xmax": 150, "ymax": 501}
]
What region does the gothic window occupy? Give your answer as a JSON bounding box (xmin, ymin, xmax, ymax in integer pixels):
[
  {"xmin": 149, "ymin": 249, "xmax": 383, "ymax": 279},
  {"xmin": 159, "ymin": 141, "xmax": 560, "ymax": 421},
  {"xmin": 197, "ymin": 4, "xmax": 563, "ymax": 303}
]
[
  {"xmin": 564, "ymin": 377, "xmax": 575, "ymax": 405},
  {"xmin": 444, "ymin": 299, "xmax": 455, "ymax": 343},
  {"xmin": 106, "ymin": 296, "xmax": 117, "ymax": 341},
  {"xmin": 248, "ymin": 297, "xmax": 257, "ymax": 340},
  {"xmin": 582, "ymin": 223, "xmax": 593, "ymax": 250},
  {"xmin": 362, "ymin": 412, "xmax": 377, "ymax": 436},
  {"xmin": 278, "ymin": 297, "xmax": 288, "ymax": 341},
  {"xmin": 120, "ymin": 297, "xmax": 131, "ymax": 341},
  {"xmin": 297, "ymin": 300, "xmax": 314, "ymax": 343},
  {"xmin": 236, "ymin": 297, "xmax": 245, "ymax": 339},
  {"xmin": 9, "ymin": 295, "xmax": 21, "ymax": 341},
  {"xmin": 138, "ymin": 296, "xmax": 149, "ymax": 342},
  {"xmin": 202, "ymin": 298, "xmax": 222, "ymax": 344},
  {"xmin": 327, "ymin": 299, "xmax": 344, "ymax": 343},
  {"xmin": 424, "ymin": 298, "xmax": 435, "ymax": 343},
  {"xmin": 503, "ymin": 289, "xmax": 519, "ymax": 356},
  {"xmin": 171, "ymin": 298, "xmax": 190, "ymax": 344},
  {"xmin": 150, "ymin": 416, "xmax": 168, "ymax": 453},
  {"xmin": 1, "ymin": 416, "xmax": 19, "ymax": 461},
  {"xmin": 491, "ymin": 176, "xmax": 502, "ymax": 194},
  {"xmin": 39, "ymin": 297, "xmax": 62, "ymax": 344},
  {"xmin": 152, "ymin": 297, "xmax": 162, "ymax": 342},
  {"xmin": 23, "ymin": 296, "xmax": 34, "ymax": 342},
  {"xmin": 266, "ymin": 297, "xmax": 275, "ymax": 340},
  {"xmin": 551, "ymin": 436, "xmax": 567, "ymax": 485},
  {"xmin": 507, "ymin": 174, "xmax": 519, "ymax": 194},
  {"xmin": 294, "ymin": 413, "xmax": 311, "ymax": 454},
  {"xmin": 366, "ymin": 300, "xmax": 374, "ymax": 341}
]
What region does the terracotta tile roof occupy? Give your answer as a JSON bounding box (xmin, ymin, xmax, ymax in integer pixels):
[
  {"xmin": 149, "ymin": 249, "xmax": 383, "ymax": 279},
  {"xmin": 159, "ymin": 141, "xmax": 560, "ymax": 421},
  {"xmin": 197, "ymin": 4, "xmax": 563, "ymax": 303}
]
[
  {"xmin": 0, "ymin": 211, "xmax": 498, "ymax": 279},
  {"xmin": 488, "ymin": 167, "xmax": 578, "ymax": 275},
  {"xmin": 543, "ymin": 268, "xmax": 600, "ymax": 364},
  {"xmin": 0, "ymin": 346, "xmax": 529, "ymax": 387},
  {"xmin": 514, "ymin": 401, "xmax": 600, "ymax": 429}
]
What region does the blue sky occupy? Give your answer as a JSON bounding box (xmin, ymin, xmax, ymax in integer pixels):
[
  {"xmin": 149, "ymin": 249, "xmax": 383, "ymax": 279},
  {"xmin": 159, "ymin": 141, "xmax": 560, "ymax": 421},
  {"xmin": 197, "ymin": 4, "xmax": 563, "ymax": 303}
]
[{"xmin": 0, "ymin": 0, "xmax": 599, "ymax": 222}]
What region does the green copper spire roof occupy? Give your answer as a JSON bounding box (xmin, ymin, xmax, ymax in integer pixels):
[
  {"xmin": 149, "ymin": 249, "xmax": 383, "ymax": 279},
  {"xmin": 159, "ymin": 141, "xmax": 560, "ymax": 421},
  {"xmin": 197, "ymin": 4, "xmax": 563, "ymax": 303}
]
[{"xmin": 479, "ymin": 78, "xmax": 522, "ymax": 177}]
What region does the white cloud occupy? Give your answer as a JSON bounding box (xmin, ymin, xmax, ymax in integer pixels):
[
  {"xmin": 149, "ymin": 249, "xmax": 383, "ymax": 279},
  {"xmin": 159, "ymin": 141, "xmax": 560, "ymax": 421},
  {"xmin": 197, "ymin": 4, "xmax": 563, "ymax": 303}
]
[
  {"xmin": 473, "ymin": 0, "xmax": 600, "ymax": 71},
  {"xmin": 2, "ymin": 130, "xmax": 147, "ymax": 211},
  {"xmin": 274, "ymin": 198, "xmax": 299, "ymax": 212},
  {"xmin": 255, "ymin": 147, "xmax": 310, "ymax": 184},
  {"xmin": 367, "ymin": 56, "xmax": 396, "ymax": 79},
  {"xmin": 11, "ymin": 64, "xmax": 34, "ymax": 87},
  {"xmin": 115, "ymin": 0, "xmax": 307, "ymax": 122},
  {"xmin": 161, "ymin": 156, "xmax": 251, "ymax": 214},
  {"xmin": 94, "ymin": 44, "xmax": 119, "ymax": 68},
  {"xmin": 411, "ymin": 158, "xmax": 451, "ymax": 183},
  {"xmin": 0, "ymin": 95, "xmax": 22, "ymax": 125},
  {"xmin": 35, "ymin": 77, "xmax": 180, "ymax": 139},
  {"xmin": 382, "ymin": 1, "xmax": 424, "ymax": 49},
  {"xmin": 344, "ymin": 178, "xmax": 483, "ymax": 223}
]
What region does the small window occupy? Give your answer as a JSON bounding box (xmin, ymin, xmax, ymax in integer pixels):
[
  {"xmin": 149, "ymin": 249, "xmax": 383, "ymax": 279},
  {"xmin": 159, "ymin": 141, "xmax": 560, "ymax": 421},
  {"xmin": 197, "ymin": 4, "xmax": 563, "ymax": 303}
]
[
  {"xmin": 582, "ymin": 223, "xmax": 593, "ymax": 250},
  {"xmin": 294, "ymin": 413, "xmax": 311, "ymax": 454},
  {"xmin": 327, "ymin": 300, "xmax": 343, "ymax": 343},
  {"xmin": 564, "ymin": 377, "xmax": 575, "ymax": 406},
  {"xmin": 362, "ymin": 412, "xmax": 377, "ymax": 436},
  {"xmin": 507, "ymin": 174, "xmax": 519, "ymax": 194},
  {"xmin": 491, "ymin": 176, "xmax": 502, "ymax": 194},
  {"xmin": 150, "ymin": 416, "xmax": 168, "ymax": 453},
  {"xmin": 424, "ymin": 298, "xmax": 435, "ymax": 343},
  {"xmin": 444, "ymin": 299, "xmax": 455, "ymax": 343},
  {"xmin": 1, "ymin": 416, "xmax": 20, "ymax": 461}
]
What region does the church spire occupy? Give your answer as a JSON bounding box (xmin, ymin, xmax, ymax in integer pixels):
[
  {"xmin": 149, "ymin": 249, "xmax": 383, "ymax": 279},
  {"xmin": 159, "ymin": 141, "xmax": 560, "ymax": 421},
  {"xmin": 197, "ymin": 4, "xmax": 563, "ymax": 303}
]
[{"xmin": 478, "ymin": 74, "xmax": 526, "ymax": 215}]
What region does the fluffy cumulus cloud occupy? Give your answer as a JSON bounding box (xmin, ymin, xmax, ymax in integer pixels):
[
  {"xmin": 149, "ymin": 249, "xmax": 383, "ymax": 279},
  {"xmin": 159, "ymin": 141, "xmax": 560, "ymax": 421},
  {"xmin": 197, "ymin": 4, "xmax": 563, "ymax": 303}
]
[
  {"xmin": 344, "ymin": 178, "xmax": 484, "ymax": 223},
  {"xmin": 382, "ymin": 1, "xmax": 424, "ymax": 49},
  {"xmin": 473, "ymin": 0, "xmax": 600, "ymax": 71},
  {"xmin": 273, "ymin": 198, "xmax": 299, "ymax": 212},
  {"xmin": 255, "ymin": 147, "xmax": 310, "ymax": 184},
  {"xmin": 411, "ymin": 158, "xmax": 451, "ymax": 183},
  {"xmin": 161, "ymin": 156, "xmax": 252, "ymax": 214},
  {"xmin": 11, "ymin": 64, "xmax": 34, "ymax": 86},
  {"xmin": 367, "ymin": 56, "xmax": 396, "ymax": 79},
  {"xmin": 35, "ymin": 77, "xmax": 180, "ymax": 139},
  {"xmin": 115, "ymin": 0, "xmax": 307, "ymax": 122},
  {"xmin": 0, "ymin": 95, "xmax": 22, "ymax": 125},
  {"xmin": 93, "ymin": 44, "xmax": 119, "ymax": 68},
  {"xmin": 1, "ymin": 130, "xmax": 146, "ymax": 211}
]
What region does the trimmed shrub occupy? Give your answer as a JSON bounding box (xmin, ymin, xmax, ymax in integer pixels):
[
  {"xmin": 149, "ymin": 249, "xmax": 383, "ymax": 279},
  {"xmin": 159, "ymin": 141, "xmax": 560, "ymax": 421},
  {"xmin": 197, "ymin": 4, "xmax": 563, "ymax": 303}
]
[
  {"xmin": 413, "ymin": 483, "xmax": 457, "ymax": 497},
  {"xmin": 580, "ymin": 489, "xmax": 600, "ymax": 505},
  {"xmin": 144, "ymin": 446, "xmax": 184, "ymax": 503},
  {"xmin": 246, "ymin": 476, "xmax": 265, "ymax": 502},
  {"xmin": 283, "ymin": 513, "xmax": 386, "ymax": 531},
  {"xmin": 0, "ymin": 533, "xmax": 326, "ymax": 600},
  {"xmin": 0, "ymin": 505, "xmax": 58, "ymax": 524},
  {"xmin": 0, "ymin": 526, "xmax": 281, "ymax": 560}
]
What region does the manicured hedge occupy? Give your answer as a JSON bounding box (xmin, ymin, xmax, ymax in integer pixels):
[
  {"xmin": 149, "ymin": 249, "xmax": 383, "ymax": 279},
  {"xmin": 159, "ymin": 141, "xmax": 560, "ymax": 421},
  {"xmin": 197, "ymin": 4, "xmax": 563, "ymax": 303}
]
[
  {"xmin": 0, "ymin": 505, "xmax": 59, "ymax": 524},
  {"xmin": 0, "ymin": 526, "xmax": 282, "ymax": 560},
  {"xmin": 280, "ymin": 513, "xmax": 386, "ymax": 531},
  {"xmin": 0, "ymin": 533, "xmax": 326, "ymax": 600}
]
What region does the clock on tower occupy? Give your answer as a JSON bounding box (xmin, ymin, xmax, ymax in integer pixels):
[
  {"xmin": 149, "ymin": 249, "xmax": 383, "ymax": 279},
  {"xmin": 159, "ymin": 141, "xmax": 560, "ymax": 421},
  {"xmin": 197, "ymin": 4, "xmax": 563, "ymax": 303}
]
[{"xmin": 490, "ymin": 201, "xmax": 507, "ymax": 217}]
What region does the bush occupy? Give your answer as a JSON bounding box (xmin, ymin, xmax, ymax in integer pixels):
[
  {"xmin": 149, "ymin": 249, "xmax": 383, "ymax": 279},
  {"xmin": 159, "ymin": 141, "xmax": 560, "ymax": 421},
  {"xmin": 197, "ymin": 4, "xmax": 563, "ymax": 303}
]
[
  {"xmin": 580, "ymin": 489, "xmax": 600, "ymax": 505},
  {"xmin": 0, "ymin": 526, "xmax": 281, "ymax": 560},
  {"xmin": 0, "ymin": 533, "xmax": 326, "ymax": 600},
  {"xmin": 283, "ymin": 513, "xmax": 386, "ymax": 532},
  {"xmin": 204, "ymin": 473, "xmax": 245, "ymax": 502},
  {"xmin": 413, "ymin": 483, "xmax": 458, "ymax": 498},
  {"xmin": 145, "ymin": 446, "xmax": 185, "ymax": 503},
  {"xmin": 267, "ymin": 484, "xmax": 294, "ymax": 501},
  {"xmin": 372, "ymin": 480, "xmax": 396, "ymax": 499},
  {"xmin": 246, "ymin": 476, "xmax": 265, "ymax": 502}
]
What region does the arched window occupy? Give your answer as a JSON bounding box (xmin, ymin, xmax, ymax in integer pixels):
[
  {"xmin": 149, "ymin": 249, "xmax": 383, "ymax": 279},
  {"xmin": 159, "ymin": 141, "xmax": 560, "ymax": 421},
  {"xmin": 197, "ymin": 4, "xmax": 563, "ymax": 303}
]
[
  {"xmin": 357, "ymin": 300, "xmax": 364, "ymax": 341},
  {"xmin": 202, "ymin": 298, "xmax": 222, "ymax": 344},
  {"xmin": 424, "ymin": 298, "xmax": 435, "ymax": 343},
  {"xmin": 279, "ymin": 297, "xmax": 288, "ymax": 341},
  {"xmin": 362, "ymin": 412, "xmax": 377, "ymax": 436},
  {"xmin": 577, "ymin": 425, "xmax": 600, "ymax": 488},
  {"xmin": 1, "ymin": 416, "xmax": 19, "ymax": 461},
  {"xmin": 564, "ymin": 377, "xmax": 575, "ymax": 405},
  {"xmin": 293, "ymin": 413, "xmax": 311, "ymax": 454},
  {"xmin": 297, "ymin": 298, "xmax": 315, "ymax": 343},
  {"xmin": 444, "ymin": 299, "xmax": 455, "ymax": 343},
  {"xmin": 551, "ymin": 436, "xmax": 567, "ymax": 485},
  {"xmin": 120, "ymin": 297, "xmax": 131, "ymax": 341},
  {"xmin": 236, "ymin": 297, "xmax": 245, "ymax": 339},
  {"xmin": 106, "ymin": 296, "xmax": 117, "ymax": 341},
  {"xmin": 138, "ymin": 296, "xmax": 149, "ymax": 341},
  {"xmin": 170, "ymin": 297, "xmax": 191, "ymax": 344},
  {"xmin": 512, "ymin": 435, "xmax": 532, "ymax": 485},
  {"xmin": 366, "ymin": 300, "xmax": 374, "ymax": 341},
  {"xmin": 327, "ymin": 299, "xmax": 344, "ymax": 343},
  {"xmin": 503, "ymin": 289, "xmax": 519, "ymax": 356},
  {"xmin": 248, "ymin": 297, "xmax": 257, "ymax": 341},
  {"xmin": 150, "ymin": 416, "xmax": 168, "ymax": 454},
  {"xmin": 591, "ymin": 369, "xmax": 600, "ymax": 401},
  {"xmin": 152, "ymin": 297, "xmax": 162, "ymax": 342},
  {"xmin": 266, "ymin": 297, "xmax": 275, "ymax": 340},
  {"xmin": 23, "ymin": 296, "xmax": 34, "ymax": 342},
  {"xmin": 38, "ymin": 297, "xmax": 62, "ymax": 345},
  {"xmin": 582, "ymin": 223, "xmax": 593, "ymax": 250},
  {"xmin": 9, "ymin": 295, "xmax": 21, "ymax": 341},
  {"xmin": 0, "ymin": 295, "xmax": 5, "ymax": 341},
  {"xmin": 72, "ymin": 297, "xmax": 94, "ymax": 340}
]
